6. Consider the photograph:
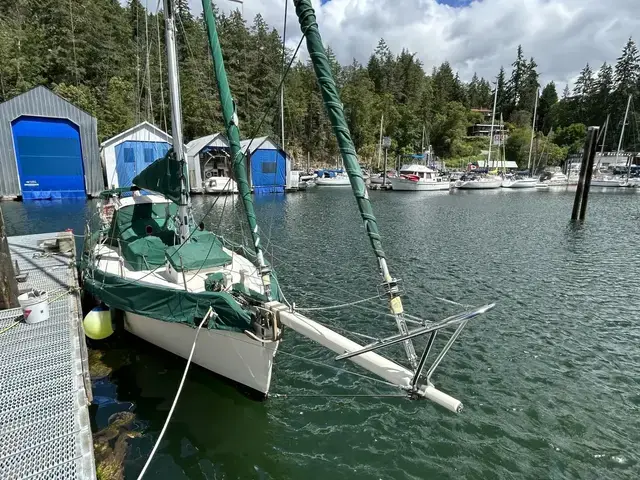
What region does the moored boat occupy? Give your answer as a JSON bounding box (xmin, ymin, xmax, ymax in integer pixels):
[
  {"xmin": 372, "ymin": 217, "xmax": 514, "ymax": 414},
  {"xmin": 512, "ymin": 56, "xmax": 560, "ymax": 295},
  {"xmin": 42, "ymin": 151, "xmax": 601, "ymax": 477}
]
[{"xmin": 389, "ymin": 164, "xmax": 449, "ymax": 191}]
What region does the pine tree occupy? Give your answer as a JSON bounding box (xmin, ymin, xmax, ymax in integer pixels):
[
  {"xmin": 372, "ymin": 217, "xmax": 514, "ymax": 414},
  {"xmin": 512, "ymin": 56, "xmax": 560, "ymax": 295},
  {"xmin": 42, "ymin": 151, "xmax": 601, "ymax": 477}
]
[
  {"xmin": 562, "ymin": 84, "xmax": 570, "ymax": 99},
  {"xmin": 614, "ymin": 37, "xmax": 640, "ymax": 97},
  {"xmin": 506, "ymin": 45, "xmax": 527, "ymax": 113},
  {"xmin": 495, "ymin": 66, "xmax": 507, "ymax": 114},
  {"xmin": 538, "ymin": 82, "xmax": 558, "ymax": 132},
  {"xmin": 573, "ymin": 63, "xmax": 594, "ymax": 121}
]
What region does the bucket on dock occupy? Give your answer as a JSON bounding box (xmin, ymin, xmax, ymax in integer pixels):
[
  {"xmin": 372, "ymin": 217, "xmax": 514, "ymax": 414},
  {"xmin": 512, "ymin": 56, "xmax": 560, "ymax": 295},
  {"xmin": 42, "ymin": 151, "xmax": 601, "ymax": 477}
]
[{"xmin": 17, "ymin": 290, "xmax": 49, "ymax": 324}]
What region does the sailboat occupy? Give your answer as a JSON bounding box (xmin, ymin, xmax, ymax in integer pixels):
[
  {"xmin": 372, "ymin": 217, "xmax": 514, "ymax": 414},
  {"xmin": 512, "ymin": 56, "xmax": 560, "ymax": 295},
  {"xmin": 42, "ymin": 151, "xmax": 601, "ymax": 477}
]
[
  {"xmin": 82, "ymin": 0, "xmax": 492, "ymax": 411},
  {"xmin": 502, "ymin": 88, "xmax": 539, "ymax": 189},
  {"xmin": 591, "ymin": 95, "xmax": 632, "ymax": 188},
  {"xmin": 458, "ymin": 84, "xmax": 502, "ymax": 190}
]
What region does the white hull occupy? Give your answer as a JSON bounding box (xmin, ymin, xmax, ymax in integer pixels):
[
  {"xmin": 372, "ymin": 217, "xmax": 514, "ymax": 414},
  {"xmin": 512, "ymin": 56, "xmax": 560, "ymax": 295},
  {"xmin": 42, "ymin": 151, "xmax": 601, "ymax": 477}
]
[
  {"xmin": 501, "ymin": 178, "xmax": 537, "ymax": 189},
  {"xmin": 590, "ymin": 179, "xmax": 628, "ymax": 187},
  {"xmin": 315, "ymin": 177, "xmax": 351, "ymax": 186},
  {"xmin": 390, "ymin": 178, "xmax": 450, "ymax": 191},
  {"xmin": 125, "ymin": 312, "xmax": 278, "ymax": 395},
  {"xmin": 204, "ymin": 176, "xmax": 238, "ymax": 194},
  {"xmin": 535, "ymin": 181, "xmax": 567, "ymax": 188},
  {"xmin": 457, "ymin": 179, "xmax": 502, "ymax": 189}
]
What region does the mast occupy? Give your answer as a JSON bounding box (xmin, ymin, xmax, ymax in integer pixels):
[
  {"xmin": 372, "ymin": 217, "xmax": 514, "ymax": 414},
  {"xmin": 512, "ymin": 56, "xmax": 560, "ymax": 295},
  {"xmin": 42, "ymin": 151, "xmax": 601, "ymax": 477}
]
[
  {"xmin": 596, "ymin": 114, "xmax": 610, "ymax": 169},
  {"xmin": 293, "ymin": 0, "xmax": 418, "ymax": 369},
  {"xmin": 377, "ymin": 114, "xmax": 384, "ymax": 170},
  {"xmin": 201, "ymin": 0, "xmax": 272, "ymax": 297},
  {"xmin": 616, "ymin": 94, "xmax": 632, "ymax": 175},
  {"xmin": 527, "ymin": 88, "xmax": 539, "ymax": 173},
  {"xmin": 163, "ymin": 0, "xmax": 190, "ymax": 242},
  {"xmin": 500, "ymin": 113, "xmax": 506, "ymax": 174},
  {"xmin": 280, "ymin": 0, "xmax": 288, "ymax": 150},
  {"xmin": 487, "ymin": 82, "xmax": 498, "ymax": 170}
]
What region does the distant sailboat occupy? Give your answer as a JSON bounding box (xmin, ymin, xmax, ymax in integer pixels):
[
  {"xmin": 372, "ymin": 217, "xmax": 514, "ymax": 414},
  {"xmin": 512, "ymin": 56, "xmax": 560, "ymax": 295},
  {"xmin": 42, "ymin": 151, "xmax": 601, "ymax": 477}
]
[{"xmin": 502, "ymin": 88, "xmax": 538, "ymax": 189}]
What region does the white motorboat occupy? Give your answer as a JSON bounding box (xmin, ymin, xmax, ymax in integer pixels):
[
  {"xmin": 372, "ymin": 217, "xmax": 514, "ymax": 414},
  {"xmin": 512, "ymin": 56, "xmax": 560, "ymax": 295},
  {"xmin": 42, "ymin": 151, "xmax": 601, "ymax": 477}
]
[
  {"xmin": 204, "ymin": 176, "xmax": 238, "ymax": 194},
  {"xmin": 315, "ymin": 170, "xmax": 350, "ymax": 186},
  {"xmin": 590, "ymin": 174, "xmax": 628, "ymax": 187},
  {"xmin": 536, "ymin": 171, "xmax": 568, "ymax": 188},
  {"xmin": 389, "ymin": 164, "xmax": 449, "ymax": 191},
  {"xmin": 501, "ymin": 176, "xmax": 538, "ymax": 189},
  {"xmin": 457, "ymin": 175, "xmax": 502, "ymax": 189}
]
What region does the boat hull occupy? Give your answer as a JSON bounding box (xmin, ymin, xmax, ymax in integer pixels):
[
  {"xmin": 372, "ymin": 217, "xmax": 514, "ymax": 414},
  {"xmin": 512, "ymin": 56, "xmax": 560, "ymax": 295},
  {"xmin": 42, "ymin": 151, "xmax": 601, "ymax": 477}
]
[
  {"xmin": 315, "ymin": 177, "xmax": 351, "ymax": 186},
  {"xmin": 124, "ymin": 312, "xmax": 278, "ymax": 395},
  {"xmin": 458, "ymin": 179, "xmax": 502, "ymax": 189},
  {"xmin": 390, "ymin": 178, "xmax": 450, "ymax": 191},
  {"xmin": 501, "ymin": 178, "xmax": 537, "ymax": 188},
  {"xmin": 590, "ymin": 179, "xmax": 628, "ymax": 187}
]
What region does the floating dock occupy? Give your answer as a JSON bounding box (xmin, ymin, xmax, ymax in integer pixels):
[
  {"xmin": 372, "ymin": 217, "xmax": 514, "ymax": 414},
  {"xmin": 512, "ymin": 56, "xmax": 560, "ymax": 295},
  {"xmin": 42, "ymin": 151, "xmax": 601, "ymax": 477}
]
[{"xmin": 0, "ymin": 232, "xmax": 95, "ymax": 479}]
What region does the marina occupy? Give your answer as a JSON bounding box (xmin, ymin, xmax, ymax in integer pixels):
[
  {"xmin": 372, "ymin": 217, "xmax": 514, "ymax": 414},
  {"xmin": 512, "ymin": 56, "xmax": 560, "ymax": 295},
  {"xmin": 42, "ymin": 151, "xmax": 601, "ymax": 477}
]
[{"xmin": 0, "ymin": 0, "xmax": 639, "ymax": 479}]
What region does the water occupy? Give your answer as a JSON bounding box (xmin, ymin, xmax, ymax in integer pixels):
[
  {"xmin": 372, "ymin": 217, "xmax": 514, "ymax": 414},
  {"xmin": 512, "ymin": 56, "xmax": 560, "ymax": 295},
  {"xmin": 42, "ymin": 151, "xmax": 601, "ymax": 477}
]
[{"xmin": 3, "ymin": 188, "xmax": 640, "ymax": 479}]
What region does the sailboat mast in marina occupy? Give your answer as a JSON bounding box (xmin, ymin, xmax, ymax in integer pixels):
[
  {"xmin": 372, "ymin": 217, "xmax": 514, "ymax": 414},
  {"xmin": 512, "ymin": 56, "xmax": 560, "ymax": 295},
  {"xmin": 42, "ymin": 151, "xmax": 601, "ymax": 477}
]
[{"xmin": 82, "ymin": 0, "xmax": 494, "ymax": 413}]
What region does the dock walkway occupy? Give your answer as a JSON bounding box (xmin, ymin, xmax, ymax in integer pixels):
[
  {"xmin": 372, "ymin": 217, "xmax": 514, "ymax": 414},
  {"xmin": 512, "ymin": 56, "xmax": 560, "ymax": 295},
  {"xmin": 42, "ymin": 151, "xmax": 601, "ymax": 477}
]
[{"xmin": 0, "ymin": 232, "xmax": 95, "ymax": 479}]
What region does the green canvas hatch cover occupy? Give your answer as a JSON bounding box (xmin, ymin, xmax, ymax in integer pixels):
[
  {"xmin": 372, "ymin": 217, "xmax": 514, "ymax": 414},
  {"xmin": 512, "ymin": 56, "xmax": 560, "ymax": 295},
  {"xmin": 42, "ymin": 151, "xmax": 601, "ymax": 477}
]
[
  {"xmin": 84, "ymin": 270, "xmax": 252, "ymax": 331},
  {"xmin": 165, "ymin": 238, "xmax": 232, "ymax": 272}
]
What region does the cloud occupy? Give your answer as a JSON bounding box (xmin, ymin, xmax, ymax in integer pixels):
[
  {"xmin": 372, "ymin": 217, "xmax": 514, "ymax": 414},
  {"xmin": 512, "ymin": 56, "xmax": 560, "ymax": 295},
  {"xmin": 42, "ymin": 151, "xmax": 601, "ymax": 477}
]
[{"xmin": 190, "ymin": 0, "xmax": 640, "ymax": 87}]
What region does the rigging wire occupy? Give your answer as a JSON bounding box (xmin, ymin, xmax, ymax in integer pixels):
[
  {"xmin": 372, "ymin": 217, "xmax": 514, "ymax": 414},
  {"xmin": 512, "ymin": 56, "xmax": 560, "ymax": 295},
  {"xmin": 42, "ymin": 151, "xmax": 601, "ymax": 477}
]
[
  {"xmin": 144, "ymin": 0, "xmax": 154, "ymax": 121},
  {"xmin": 136, "ymin": 308, "xmax": 214, "ymax": 480},
  {"xmin": 68, "ymin": 0, "xmax": 79, "ymax": 85},
  {"xmin": 156, "ymin": 0, "xmax": 168, "ymax": 133}
]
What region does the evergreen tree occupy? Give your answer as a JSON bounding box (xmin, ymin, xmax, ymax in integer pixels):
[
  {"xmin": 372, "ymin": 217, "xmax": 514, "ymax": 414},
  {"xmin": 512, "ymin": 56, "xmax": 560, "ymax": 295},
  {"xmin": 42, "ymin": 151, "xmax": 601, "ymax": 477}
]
[
  {"xmin": 538, "ymin": 82, "xmax": 558, "ymax": 132},
  {"xmin": 506, "ymin": 45, "xmax": 527, "ymax": 115},
  {"xmin": 495, "ymin": 66, "xmax": 507, "ymax": 114}
]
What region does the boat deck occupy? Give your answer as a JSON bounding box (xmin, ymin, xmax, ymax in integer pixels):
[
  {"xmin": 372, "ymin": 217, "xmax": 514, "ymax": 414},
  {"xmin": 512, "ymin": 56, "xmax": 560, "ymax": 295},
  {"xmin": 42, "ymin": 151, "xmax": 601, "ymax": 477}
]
[{"xmin": 0, "ymin": 232, "xmax": 95, "ymax": 480}]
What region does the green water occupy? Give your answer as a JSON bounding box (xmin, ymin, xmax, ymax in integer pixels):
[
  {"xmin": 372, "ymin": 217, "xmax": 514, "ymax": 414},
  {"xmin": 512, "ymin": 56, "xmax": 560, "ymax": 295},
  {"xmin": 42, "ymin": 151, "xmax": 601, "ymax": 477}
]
[{"xmin": 3, "ymin": 188, "xmax": 640, "ymax": 479}]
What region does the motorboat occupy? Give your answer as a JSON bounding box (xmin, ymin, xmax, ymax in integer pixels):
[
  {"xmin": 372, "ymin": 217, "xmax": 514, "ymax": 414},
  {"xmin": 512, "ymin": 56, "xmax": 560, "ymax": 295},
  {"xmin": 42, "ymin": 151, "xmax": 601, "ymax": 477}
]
[
  {"xmin": 535, "ymin": 171, "xmax": 568, "ymax": 188},
  {"xmin": 389, "ymin": 164, "xmax": 449, "ymax": 191},
  {"xmin": 204, "ymin": 176, "xmax": 238, "ymax": 194},
  {"xmin": 590, "ymin": 175, "xmax": 628, "ymax": 187},
  {"xmin": 315, "ymin": 169, "xmax": 350, "ymax": 186},
  {"xmin": 501, "ymin": 174, "xmax": 538, "ymax": 189}
]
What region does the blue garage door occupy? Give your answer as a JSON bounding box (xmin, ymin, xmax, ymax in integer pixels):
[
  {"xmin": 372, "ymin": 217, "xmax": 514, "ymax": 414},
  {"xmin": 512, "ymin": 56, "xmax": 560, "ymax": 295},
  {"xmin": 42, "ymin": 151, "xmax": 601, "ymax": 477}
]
[
  {"xmin": 12, "ymin": 116, "xmax": 86, "ymax": 200},
  {"xmin": 250, "ymin": 149, "xmax": 286, "ymax": 194},
  {"xmin": 114, "ymin": 140, "xmax": 170, "ymax": 187}
]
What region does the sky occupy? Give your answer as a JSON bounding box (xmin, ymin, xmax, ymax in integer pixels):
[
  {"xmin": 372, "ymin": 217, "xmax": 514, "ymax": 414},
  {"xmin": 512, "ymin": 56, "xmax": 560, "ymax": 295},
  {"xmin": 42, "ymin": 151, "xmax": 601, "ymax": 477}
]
[{"xmin": 184, "ymin": 0, "xmax": 640, "ymax": 88}]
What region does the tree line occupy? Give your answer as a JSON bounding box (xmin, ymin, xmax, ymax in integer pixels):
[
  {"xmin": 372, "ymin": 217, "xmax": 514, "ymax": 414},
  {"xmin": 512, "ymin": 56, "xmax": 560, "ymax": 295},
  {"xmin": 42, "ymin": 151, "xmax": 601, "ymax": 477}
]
[{"xmin": 0, "ymin": 1, "xmax": 638, "ymax": 169}]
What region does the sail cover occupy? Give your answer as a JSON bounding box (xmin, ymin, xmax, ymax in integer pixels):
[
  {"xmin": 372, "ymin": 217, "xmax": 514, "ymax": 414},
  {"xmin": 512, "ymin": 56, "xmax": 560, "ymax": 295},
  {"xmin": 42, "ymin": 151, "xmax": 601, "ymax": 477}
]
[{"xmin": 132, "ymin": 150, "xmax": 182, "ymax": 203}]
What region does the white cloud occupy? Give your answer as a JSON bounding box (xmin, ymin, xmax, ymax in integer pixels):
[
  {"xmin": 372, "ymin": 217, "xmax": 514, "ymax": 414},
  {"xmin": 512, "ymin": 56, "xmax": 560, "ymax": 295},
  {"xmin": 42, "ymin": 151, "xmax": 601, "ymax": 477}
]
[{"xmin": 191, "ymin": 0, "xmax": 640, "ymax": 87}]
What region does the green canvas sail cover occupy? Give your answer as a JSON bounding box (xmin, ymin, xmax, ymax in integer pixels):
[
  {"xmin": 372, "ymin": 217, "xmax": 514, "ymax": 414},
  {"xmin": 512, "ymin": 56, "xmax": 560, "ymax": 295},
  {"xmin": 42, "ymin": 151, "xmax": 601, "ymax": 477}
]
[
  {"xmin": 84, "ymin": 270, "xmax": 252, "ymax": 332},
  {"xmin": 165, "ymin": 239, "xmax": 232, "ymax": 272},
  {"xmin": 132, "ymin": 150, "xmax": 182, "ymax": 204}
]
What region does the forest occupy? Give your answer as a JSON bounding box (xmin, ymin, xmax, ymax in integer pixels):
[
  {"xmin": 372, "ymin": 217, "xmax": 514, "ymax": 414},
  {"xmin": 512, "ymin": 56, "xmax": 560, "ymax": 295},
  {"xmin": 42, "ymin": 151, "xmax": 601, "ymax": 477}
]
[{"xmin": 0, "ymin": 0, "xmax": 639, "ymax": 169}]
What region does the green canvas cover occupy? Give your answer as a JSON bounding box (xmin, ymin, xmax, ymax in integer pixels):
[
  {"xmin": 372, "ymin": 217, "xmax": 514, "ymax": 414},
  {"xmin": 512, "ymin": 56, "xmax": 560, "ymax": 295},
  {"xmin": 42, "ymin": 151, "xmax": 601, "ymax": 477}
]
[
  {"xmin": 84, "ymin": 270, "xmax": 252, "ymax": 332},
  {"xmin": 109, "ymin": 202, "xmax": 177, "ymax": 245},
  {"xmin": 132, "ymin": 151, "xmax": 183, "ymax": 204},
  {"xmin": 165, "ymin": 239, "xmax": 232, "ymax": 272},
  {"xmin": 123, "ymin": 236, "xmax": 167, "ymax": 271}
]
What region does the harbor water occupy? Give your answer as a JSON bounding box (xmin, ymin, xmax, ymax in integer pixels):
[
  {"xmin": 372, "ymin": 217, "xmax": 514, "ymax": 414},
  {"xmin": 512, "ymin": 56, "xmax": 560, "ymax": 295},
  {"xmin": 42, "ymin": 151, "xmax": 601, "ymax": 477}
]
[{"xmin": 2, "ymin": 187, "xmax": 640, "ymax": 479}]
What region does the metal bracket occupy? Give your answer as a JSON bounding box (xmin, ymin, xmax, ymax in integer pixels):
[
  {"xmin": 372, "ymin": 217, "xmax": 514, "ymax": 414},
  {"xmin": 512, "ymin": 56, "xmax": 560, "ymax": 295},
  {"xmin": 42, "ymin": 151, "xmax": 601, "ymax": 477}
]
[{"xmin": 377, "ymin": 277, "xmax": 403, "ymax": 299}]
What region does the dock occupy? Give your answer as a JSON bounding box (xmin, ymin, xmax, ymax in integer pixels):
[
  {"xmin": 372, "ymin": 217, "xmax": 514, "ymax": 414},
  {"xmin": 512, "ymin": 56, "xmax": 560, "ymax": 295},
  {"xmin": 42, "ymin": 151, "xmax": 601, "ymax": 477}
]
[{"xmin": 0, "ymin": 232, "xmax": 95, "ymax": 479}]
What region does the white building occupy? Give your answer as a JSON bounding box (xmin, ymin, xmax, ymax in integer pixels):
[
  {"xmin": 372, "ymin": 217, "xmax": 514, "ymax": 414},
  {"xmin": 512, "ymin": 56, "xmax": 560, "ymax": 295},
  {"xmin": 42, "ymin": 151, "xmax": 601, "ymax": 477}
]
[
  {"xmin": 101, "ymin": 121, "xmax": 173, "ymax": 189},
  {"xmin": 186, "ymin": 133, "xmax": 230, "ymax": 193}
]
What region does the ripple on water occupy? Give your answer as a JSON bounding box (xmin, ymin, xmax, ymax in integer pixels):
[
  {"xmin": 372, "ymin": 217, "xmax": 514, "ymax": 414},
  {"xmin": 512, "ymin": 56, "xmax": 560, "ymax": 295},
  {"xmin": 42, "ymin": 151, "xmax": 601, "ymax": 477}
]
[{"xmin": 4, "ymin": 189, "xmax": 640, "ymax": 479}]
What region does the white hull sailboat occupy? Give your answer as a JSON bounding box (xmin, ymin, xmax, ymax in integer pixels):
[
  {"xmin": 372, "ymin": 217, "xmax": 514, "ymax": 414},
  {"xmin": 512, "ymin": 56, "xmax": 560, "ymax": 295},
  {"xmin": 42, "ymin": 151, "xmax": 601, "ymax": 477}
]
[
  {"xmin": 501, "ymin": 177, "xmax": 538, "ymax": 188},
  {"xmin": 458, "ymin": 176, "xmax": 502, "ymax": 189},
  {"xmin": 83, "ymin": 0, "xmax": 492, "ymax": 411}
]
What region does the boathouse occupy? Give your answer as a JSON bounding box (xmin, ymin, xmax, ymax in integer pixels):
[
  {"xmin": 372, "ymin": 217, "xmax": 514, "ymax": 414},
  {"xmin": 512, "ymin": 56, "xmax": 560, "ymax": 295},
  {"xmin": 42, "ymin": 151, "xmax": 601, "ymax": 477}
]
[
  {"xmin": 186, "ymin": 133, "xmax": 231, "ymax": 193},
  {"xmin": 0, "ymin": 86, "xmax": 102, "ymax": 200},
  {"xmin": 101, "ymin": 121, "xmax": 172, "ymax": 188},
  {"xmin": 241, "ymin": 136, "xmax": 290, "ymax": 193}
]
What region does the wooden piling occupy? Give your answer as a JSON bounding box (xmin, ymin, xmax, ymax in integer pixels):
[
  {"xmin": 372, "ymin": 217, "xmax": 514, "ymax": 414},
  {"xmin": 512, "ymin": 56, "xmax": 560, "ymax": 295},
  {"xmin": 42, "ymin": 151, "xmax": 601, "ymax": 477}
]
[
  {"xmin": 571, "ymin": 127, "xmax": 599, "ymax": 221},
  {"xmin": 0, "ymin": 206, "xmax": 19, "ymax": 309}
]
